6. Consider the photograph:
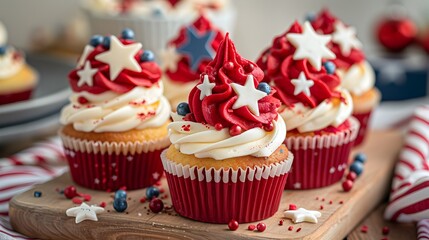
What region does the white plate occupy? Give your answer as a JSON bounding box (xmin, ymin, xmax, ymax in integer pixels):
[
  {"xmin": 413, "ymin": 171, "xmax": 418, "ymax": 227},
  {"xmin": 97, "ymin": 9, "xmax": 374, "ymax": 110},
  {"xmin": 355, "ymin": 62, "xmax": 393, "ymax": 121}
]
[{"xmin": 0, "ymin": 54, "xmax": 72, "ymax": 127}]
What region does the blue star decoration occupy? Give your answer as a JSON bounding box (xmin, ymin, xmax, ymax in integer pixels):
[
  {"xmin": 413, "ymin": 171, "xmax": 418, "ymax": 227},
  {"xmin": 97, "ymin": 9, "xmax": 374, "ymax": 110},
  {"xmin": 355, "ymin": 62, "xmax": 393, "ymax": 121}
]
[{"xmin": 177, "ymin": 27, "xmax": 215, "ymax": 72}]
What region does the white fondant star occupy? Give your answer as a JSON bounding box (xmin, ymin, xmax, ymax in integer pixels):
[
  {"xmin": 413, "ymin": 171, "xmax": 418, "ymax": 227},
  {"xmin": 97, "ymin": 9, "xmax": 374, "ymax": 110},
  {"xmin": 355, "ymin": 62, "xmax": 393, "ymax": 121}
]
[
  {"xmin": 161, "ymin": 45, "xmax": 181, "ymax": 72},
  {"xmin": 197, "ymin": 75, "xmax": 215, "ymax": 100},
  {"xmin": 287, "ymin": 21, "xmax": 335, "ymax": 70},
  {"xmin": 77, "ymin": 61, "xmax": 98, "ymax": 87},
  {"xmin": 332, "ymin": 21, "xmax": 362, "ymax": 56},
  {"xmin": 283, "ymin": 208, "xmax": 322, "ymax": 224},
  {"xmin": 231, "ymin": 75, "xmax": 267, "ymax": 116},
  {"xmin": 66, "ymin": 203, "xmax": 104, "ymax": 224},
  {"xmin": 291, "ymin": 71, "xmax": 314, "ymax": 96},
  {"xmin": 77, "ymin": 45, "xmax": 95, "ymax": 68},
  {"xmin": 95, "ymin": 35, "xmax": 142, "ymax": 80}
]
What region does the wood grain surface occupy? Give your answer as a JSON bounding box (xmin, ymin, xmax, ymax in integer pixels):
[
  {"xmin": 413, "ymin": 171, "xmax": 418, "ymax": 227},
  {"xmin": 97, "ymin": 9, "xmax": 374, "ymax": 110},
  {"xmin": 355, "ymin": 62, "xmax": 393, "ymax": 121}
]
[{"xmin": 9, "ymin": 130, "xmax": 403, "ymax": 240}]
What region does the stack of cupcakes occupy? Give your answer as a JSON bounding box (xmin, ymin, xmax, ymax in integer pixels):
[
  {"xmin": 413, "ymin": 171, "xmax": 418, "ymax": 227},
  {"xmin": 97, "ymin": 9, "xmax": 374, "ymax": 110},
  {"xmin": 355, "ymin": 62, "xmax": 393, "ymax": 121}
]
[
  {"xmin": 162, "ymin": 33, "xmax": 293, "ymax": 223},
  {"xmin": 60, "ymin": 29, "xmax": 171, "ymax": 190},
  {"xmin": 0, "ymin": 22, "xmax": 38, "ymax": 105},
  {"xmin": 161, "ymin": 14, "xmax": 224, "ymax": 109},
  {"xmin": 257, "ymin": 21, "xmax": 359, "ymax": 189},
  {"xmin": 310, "ymin": 9, "xmax": 381, "ymax": 146}
]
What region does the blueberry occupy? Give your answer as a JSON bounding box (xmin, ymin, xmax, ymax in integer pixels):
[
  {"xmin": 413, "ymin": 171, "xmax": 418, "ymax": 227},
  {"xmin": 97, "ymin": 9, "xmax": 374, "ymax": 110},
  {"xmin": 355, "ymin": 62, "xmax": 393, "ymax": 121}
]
[
  {"xmin": 121, "ymin": 28, "xmax": 135, "ymax": 40},
  {"xmin": 0, "ymin": 45, "xmax": 7, "ymax": 55},
  {"xmin": 257, "ymin": 82, "xmax": 271, "ymax": 94},
  {"xmin": 89, "ymin": 35, "xmax": 103, "ymax": 47},
  {"xmin": 349, "ymin": 161, "xmax": 364, "ymax": 176},
  {"xmin": 177, "ymin": 102, "xmax": 190, "ymax": 116},
  {"xmin": 114, "ymin": 190, "xmax": 127, "ymax": 200},
  {"xmin": 146, "ymin": 186, "xmax": 160, "ymax": 200},
  {"xmin": 305, "ymin": 12, "xmax": 316, "ymax": 22},
  {"xmin": 113, "ymin": 198, "xmax": 128, "ymax": 212},
  {"xmin": 102, "ymin": 36, "xmax": 111, "ymax": 49},
  {"xmin": 324, "ymin": 61, "xmax": 336, "ymax": 74},
  {"xmin": 354, "ymin": 153, "xmax": 367, "ymax": 164},
  {"xmin": 34, "ymin": 191, "xmax": 42, "ymax": 198},
  {"xmin": 140, "ymin": 50, "xmax": 155, "ymax": 62}
]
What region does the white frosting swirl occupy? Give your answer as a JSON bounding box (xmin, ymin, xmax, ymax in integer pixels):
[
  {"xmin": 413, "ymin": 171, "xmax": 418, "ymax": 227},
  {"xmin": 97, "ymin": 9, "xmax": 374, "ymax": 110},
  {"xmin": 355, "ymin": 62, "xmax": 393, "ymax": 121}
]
[
  {"xmin": 0, "ymin": 47, "xmax": 24, "ymax": 79},
  {"xmin": 338, "ymin": 61, "xmax": 375, "ymax": 96},
  {"xmin": 280, "ymin": 89, "xmax": 353, "ymax": 133},
  {"xmin": 169, "ymin": 114, "xmax": 286, "ymax": 160},
  {"xmin": 60, "ymin": 83, "xmax": 171, "ymax": 132}
]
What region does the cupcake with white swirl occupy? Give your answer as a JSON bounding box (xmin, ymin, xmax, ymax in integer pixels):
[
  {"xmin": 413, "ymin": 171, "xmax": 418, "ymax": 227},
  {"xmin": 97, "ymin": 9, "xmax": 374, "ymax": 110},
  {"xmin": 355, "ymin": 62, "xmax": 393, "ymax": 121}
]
[
  {"xmin": 161, "ymin": 33, "xmax": 293, "ymax": 223},
  {"xmin": 59, "ymin": 29, "xmax": 171, "ymax": 190},
  {"xmin": 257, "ymin": 21, "xmax": 359, "ymax": 189}
]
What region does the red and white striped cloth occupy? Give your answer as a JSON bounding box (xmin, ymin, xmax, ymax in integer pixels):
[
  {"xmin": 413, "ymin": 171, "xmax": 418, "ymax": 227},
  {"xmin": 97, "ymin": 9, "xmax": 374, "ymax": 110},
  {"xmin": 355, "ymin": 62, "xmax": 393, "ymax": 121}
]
[
  {"xmin": 0, "ymin": 136, "xmax": 66, "ymax": 239},
  {"xmin": 418, "ymin": 219, "xmax": 429, "ymax": 240}
]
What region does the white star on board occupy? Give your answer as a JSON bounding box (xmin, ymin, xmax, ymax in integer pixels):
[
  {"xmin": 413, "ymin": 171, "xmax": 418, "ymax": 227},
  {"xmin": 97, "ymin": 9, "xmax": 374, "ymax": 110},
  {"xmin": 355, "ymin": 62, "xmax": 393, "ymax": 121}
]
[
  {"xmin": 231, "ymin": 75, "xmax": 267, "ymax": 116},
  {"xmin": 197, "ymin": 75, "xmax": 215, "ymax": 100},
  {"xmin": 161, "ymin": 45, "xmax": 181, "ymax": 72},
  {"xmin": 77, "ymin": 61, "xmax": 98, "ymax": 87},
  {"xmin": 332, "ymin": 21, "xmax": 362, "ymax": 56},
  {"xmin": 291, "ymin": 72, "xmax": 314, "ymax": 96},
  {"xmin": 283, "ymin": 208, "xmax": 322, "ymax": 224},
  {"xmin": 95, "ymin": 35, "xmax": 142, "ymax": 80},
  {"xmin": 66, "ymin": 203, "xmax": 104, "ymax": 224},
  {"xmin": 77, "ymin": 45, "xmax": 95, "ymax": 68},
  {"xmin": 287, "ymin": 21, "xmax": 335, "ymax": 70}
]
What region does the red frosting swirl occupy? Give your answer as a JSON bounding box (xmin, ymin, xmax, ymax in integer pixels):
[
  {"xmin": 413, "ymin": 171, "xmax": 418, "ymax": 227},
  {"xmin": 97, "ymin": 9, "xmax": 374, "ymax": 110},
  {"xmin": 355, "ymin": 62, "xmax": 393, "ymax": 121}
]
[
  {"xmin": 165, "ymin": 15, "xmax": 224, "ymax": 83},
  {"xmin": 187, "ymin": 34, "xmax": 281, "ymax": 131},
  {"xmin": 68, "ymin": 38, "xmax": 161, "ymax": 95},
  {"xmin": 311, "ymin": 9, "xmax": 365, "ymax": 69},
  {"xmin": 258, "ymin": 21, "xmax": 341, "ymax": 108}
]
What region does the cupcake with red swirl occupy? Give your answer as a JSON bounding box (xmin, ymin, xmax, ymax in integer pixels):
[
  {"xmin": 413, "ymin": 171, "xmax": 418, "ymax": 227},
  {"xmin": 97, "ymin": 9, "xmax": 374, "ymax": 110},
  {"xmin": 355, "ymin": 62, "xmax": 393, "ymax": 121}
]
[
  {"xmin": 161, "ymin": 14, "xmax": 224, "ymax": 109},
  {"xmin": 0, "ymin": 22, "xmax": 38, "ymax": 105},
  {"xmin": 60, "ymin": 29, "xmax": 171, "ymax": 191},
  {"xmin": 310, "ymin": 9, "xmax": 381, "ymax": 146},
  {"xmin": 161, "ymin": 33, "xmax": 293, "ymax": 223},
  {"xmin": 258, "ymin": 21, "xmax": 359, "ymax": 190}
]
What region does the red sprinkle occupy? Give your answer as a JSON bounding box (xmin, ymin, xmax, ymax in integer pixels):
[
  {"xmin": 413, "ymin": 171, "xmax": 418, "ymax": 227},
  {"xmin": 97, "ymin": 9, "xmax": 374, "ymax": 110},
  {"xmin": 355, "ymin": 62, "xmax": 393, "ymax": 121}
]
[
  {"xmin": 289, "ymin": 204, "xmax": 297, "ymax": 210},
  {"xmin": 322, "ymin": 198, "xmax": 325, "ymax": 202},
  {"xmin": 382, "ymin": 226, "xmax": 389, "ymax": 235},
  {"xmin": 229, "ymin": 125, "xmax": 242, "ymax": 136},
  {"xmin": 78, "ymin": 96, "xmax": 89, "ymax": 104},
  {"xmin": 228, "ymin": 219, "xmax": 239, "ymax": 231},
  {"xmin": 346, "ymin": 171, "xmax": 357, "ymax": 181},
  {"xmin": 64, "ymin": 186, "xmax": 78, "ymax": 199},
  {"xmin": 224, "ymin": 61, "xmax": 234, "ymax": 70},
  {"xmin": 339, "ymin": 201, "xmax": 344, "ymax": 204},
  {"xmin": 264, "ymin": 123, "xmax": 274, "ymax": 132},
  {"xmin": 296, "ymin": 227, "xmax": 302, "ymax": 232},
  {"xmin": 342, "ymin": 180, "xmax": 354, "ymax": 192},
  {"xmin": 244, "ymin": 63, "xmax": 254, "ymax": 73},
  {"xmin": 215, "ymin": 123, "xmax": 223, "ymax": 131},
  {"xmin": 140, "ymin": 197, "xmax": 146, "ymax": 203},
  {"xmin": 256, "ymin": 222, "xmax": 266, "ymax": 232},
  {"xmin": 247, "ymin": 225, "xmax": 256, "ymax": 231},
  {"xmin": 288, "ymin": 226, "xmax": 294, "ymax": 231},
  {"xmin": 316, "ymin": 197, "xmax": 319, "ymax": 200},
  {"xmin": 279, "ymin": 220, "xmax": 284, "ymax": 226},
  {"xmin": 82, "ymin": 194, "xmax": 92, "ymax": 202},
  {"xmin": 361, "ymin": 225, "xmax": 368, "ymax": 233},
  {"xmin": 329, "ymin": 200, "xmax": 333, "ymax": 205},
  {"xmin": 72, "ymin": 197, "xmax": 83, "ymax": 204},
  {"xmin": 320, "ymin": 205, "xmax": 324, "ymax": 210},
  {"xmin": 159, "ymin": 188, "xmax": 165, "ymax": 194},
  {"xmin": 99, "ymin": 202, "xmax": 106, "ymax": 208}
]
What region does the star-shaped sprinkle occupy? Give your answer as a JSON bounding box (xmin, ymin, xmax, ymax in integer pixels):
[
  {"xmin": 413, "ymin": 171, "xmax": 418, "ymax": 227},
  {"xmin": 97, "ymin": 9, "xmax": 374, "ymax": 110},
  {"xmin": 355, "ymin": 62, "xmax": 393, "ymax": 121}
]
[
  {"xmin": 77, "ymin": 45, "xmax": 94, "ymax": 68},
  {"xmin": 332, "ymin": 21, "xmax": 362, "ymax": 56},
  {"xmin": 161, "ymin": 45, "xmax": 181, "ymax": 72},
  {"xmin": 77, "ymin": 61, "xmax": 98, "ymax": 87},
  {"xmin": 197, "ymin": 75, "xmax": 215, "ymax": 100},
  {"xmin": 95, "ymin": 35, "xmax": 142, "ymax": 80},
  {"xmin": 66, "ymin": 202, "xmax": 104, "ymax": 224},
  {"xmin": 291, "ymin": 71, "xmax": 314, "ymax": 96},
  {"xmin": 231, "ymin": 75, "xmax": 267, "ymax": 116},
  {"xmin": 177, "ymin": 27, "xmax": 215, "ymax": 71},
  {"xmin": 283, "ymin": 208, "xmax": 322, "ymax": 224},
  {"xmin": 287, "ymin": 21, "xmax": 335, "ymax": 70}
]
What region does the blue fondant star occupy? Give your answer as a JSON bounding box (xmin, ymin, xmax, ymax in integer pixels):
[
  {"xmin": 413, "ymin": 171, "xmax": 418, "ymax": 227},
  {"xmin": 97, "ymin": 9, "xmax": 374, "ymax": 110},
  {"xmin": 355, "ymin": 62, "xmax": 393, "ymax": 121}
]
[{"xmin": 177, "ymin": 27, "xmax": 215, "ymax": 72}]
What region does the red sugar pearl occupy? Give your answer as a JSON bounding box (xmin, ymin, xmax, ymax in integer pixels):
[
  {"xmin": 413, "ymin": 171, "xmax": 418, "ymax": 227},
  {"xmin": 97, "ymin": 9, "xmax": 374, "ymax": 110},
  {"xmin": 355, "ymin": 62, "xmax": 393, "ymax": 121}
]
[
  {"xmin": 382, "ymin": 226, "xmax": 389, "ymax": 235},
  {"xmin": 289, "ymin": 204, "xmax": 297, "ymax": 210},
  {"xmin": 361, "ymin": 225, "xmax": 368, "ymax": 233},
  {"xmin": 215, "ymin": 123, "xmax": 223, "ymax": 131},
  {"xmin": 72, "ymin": 197, "xmax": 83, "ymax": 204},
  {"xmin": 247, "ymin": 225, "xmax": 256, "ymax": 231},
  {"xmin": 288, "ymin": 226, "xmax": 293, "ymax": 231},
  {"xmin": 320, "ymin": 205, "xmax": 324, "ymax": 210},
  {"xmin": 64, "ymin": 186, "xmax": 78, "ymax": 199},
  {"xmin": 224, "ymin": 62, "xmax": 234, "ymax": 70},
  {"xmin": 256, "ymin": 222, "xmax": 266, "ymax": 232},
  {"xmin": 99, "ymin": 202, "xmax": 106, "ymax": 208},
  {"xmin": 244, "ymin": 63, "xmax": 254, "ymax": 73},
  {"xmin": 342, "ymin": 180, "xmax": 354, "ymax": 192},
  {"xmin": 78, "ymin": 96, "xmax": 89, "ymax": 104},
  {"xmin": 264, "ymin": 123, "xmax": 274, "ymax": 132},
  {"xmin": 229, "ymin": 125, "xmax": 242, "ymax": 136},
  {"xmin": 228, "ymin": 220, "xmax": 239, "ymax": 231},
  {"xmin": 278, "ymin": 220, "xmax": 284, "ymax": 226},
  {"xmin": 149, "ymin": 198, "xmax": 164, "ymax": 213},
  {"xmin": 346, "ymin": 171, "xmax": 357, "ymax": 181}
]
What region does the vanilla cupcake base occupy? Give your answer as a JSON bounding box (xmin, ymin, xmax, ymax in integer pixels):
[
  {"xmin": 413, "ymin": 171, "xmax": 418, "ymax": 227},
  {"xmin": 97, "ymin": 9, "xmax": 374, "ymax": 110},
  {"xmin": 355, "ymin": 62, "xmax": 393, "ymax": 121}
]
[{"xmin": 0, "ymin": 65, "xmax": 38, "ymax": 105}]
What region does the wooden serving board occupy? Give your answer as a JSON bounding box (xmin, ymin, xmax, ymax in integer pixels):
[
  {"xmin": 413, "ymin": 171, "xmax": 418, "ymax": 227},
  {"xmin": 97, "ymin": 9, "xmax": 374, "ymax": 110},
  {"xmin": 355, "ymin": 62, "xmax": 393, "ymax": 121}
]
[{"xmin": 9, "ymin": 130, "xmax": 402, "ymax": 240}]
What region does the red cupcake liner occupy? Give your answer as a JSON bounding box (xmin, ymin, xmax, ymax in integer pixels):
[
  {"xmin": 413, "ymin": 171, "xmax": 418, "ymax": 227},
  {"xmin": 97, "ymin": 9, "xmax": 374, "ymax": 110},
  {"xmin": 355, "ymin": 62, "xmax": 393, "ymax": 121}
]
[
  {"xmin": 0, "ymin": 89, "xmax": 33, "ymax": 105},
  {"xmin": 352, "ymin": 110, "xmax": 373, "ymax": 147},
  {"xmin": 161, "ymin": 150, "xmax": 293, "ymax": 223},
  {"xmin": 284, "ymin": 117, "xmax": 360, "ymax": 190},
  {"xmin": 60, "ymin": 133, "xmax": 170, "ymax": 191}
]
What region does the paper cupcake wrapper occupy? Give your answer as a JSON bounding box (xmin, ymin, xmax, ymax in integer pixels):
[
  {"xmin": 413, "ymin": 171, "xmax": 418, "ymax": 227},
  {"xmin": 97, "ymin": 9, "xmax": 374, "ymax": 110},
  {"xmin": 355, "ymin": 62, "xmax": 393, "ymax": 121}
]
[
  {"xmin": 60, "ymin": 133, "xmax": 170, "ymax": 190},
  {"xmin": 161, "ymin": 150, "xmax": 293, "ymax": 223},
  {"xmin": 352, "ymin": 110, "xmax": 373, "ymax": 147},
  {"xmin": 0, "ymin": 88, "xmax": 33, "ymax": 105},
  {"xmin": 284, "ymin": 117, "xmax": 360, "ymax": 190}
]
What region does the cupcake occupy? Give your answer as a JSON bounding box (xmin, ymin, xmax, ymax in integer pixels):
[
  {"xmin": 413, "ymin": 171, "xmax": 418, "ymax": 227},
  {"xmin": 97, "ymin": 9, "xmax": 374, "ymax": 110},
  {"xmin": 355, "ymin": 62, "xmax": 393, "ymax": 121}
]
[
  {"xmin": 59, "ymin": 29, "xmax": 171, "ymax": 191},
  {"xmin": 310, "ymin": 9, "xmax": 381, "ymax": 146},
  {"xmin": 161, "ymin": 14, "xmax": 224, "ymax": 109},
  {"xmin": 0, "ymin": 22, "xmax": 38, "ymax": 105},
  {"xmin": 162, "ymin": 33, "xmax": 293, "ymax": 223},
  {"xmin": 83, "ymin": 0, "xmax": 235, "ymax": 59},
  {"xmin": 257, "ymin": 21, "xmax": 359, "ymax": 190}
]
